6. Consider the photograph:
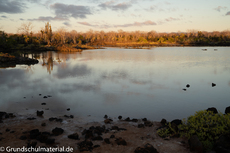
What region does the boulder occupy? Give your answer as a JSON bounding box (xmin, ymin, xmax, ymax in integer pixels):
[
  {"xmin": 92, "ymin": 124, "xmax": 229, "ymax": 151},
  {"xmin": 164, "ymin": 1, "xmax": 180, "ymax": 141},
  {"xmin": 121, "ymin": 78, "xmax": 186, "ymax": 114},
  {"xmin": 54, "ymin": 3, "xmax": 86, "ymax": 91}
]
[
  {"xmin": 36, "ymin": 110, "xmax": 44, "ymax": 116},
  {"xmin": 188, "ymin": 135, "xmax": 204, "ymax": 153},
  {"xmin": 52, "ymin": 127, "xmax": 64, "ymax": 136},
  {"xmin": 115, "ymin": 137, "xmax": 127, "ymax": 145},
  {"xmin": 206, "ymin": 107, "xmax": 218, "ymax": 114},
  {"xmin": 225, "ymin": 106, "xmax": 230, "ymax": 114},
  {"xmin": 68, "ymin": 133, "xmax": 79, "ymax": 140},
  {"xmin": 134, "ymin": 143, "xmax": 158, "ymax": 153}
]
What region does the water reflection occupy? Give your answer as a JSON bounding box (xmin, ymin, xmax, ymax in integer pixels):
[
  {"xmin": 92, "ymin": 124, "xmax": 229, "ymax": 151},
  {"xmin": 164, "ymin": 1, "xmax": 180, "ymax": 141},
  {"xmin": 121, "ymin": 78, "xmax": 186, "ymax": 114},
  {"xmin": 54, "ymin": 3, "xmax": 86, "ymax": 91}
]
[{"xmin": 0, "ymin": 47, "xmax": 230, "ymax": 121}]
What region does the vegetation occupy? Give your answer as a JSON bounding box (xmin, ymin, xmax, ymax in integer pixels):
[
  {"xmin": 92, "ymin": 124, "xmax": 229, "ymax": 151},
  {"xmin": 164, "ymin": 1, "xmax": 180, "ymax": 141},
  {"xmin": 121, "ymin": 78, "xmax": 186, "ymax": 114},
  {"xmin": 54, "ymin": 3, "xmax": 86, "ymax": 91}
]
[
  {"xmin": 157, "ymin": 110, "xmax": 230, "ymax": 151},
  {"xmin": 1, "ymin": 22, "xmax": 230, "ymax": 54}
]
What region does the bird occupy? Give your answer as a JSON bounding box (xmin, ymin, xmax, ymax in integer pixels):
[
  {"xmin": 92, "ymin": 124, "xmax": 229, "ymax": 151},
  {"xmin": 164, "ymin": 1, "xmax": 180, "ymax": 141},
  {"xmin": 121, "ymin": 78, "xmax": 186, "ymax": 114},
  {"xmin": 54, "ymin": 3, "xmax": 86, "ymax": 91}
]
[
  {"xmin": 186, "ymin": 84, "xmax": 190, "ymax": 88},
  {"xmin": 183, "ymin": 88, "xmax": 187, "ymax": 91}
]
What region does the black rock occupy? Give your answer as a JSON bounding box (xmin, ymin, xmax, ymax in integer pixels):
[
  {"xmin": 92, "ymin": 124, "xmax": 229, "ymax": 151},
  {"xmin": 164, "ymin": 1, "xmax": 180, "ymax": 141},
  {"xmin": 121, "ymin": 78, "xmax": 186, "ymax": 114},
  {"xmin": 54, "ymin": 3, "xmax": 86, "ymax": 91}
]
[
  {"xmin": 144, "ymin": 121, "xmax": 153, "ymax": 127},
  {"xmin": 5, "ymin": 128, "xmax": 10, "ymax": 132},
  {"xmin": 171, "ymin": 119, "xmax": 182, "ymax": 126},
  {"xmin": 160, "ymin": 118, "xmax": 167, "ymax": 125},
  {"xmin": 124, "ymin": 117, "xmax": 130, "ymax": 121},
  {"xmin": 188, "ymin": 135, "xmax": 203, "ymax": 153},
  {"xmin": 212, "ymin": 83, "xmax": 216, "ymax": 87},
  {"xmin": 67, "ymin": 108, "xmax": 70, "ymax": 111},
  {"xmin": 0, "ymin": 112, "xmax": 7, "ymax": 119},
  {"xmin": 68, "ymin": 133, "xmax": 79, "ymax": 140},
  {"xmin": 131, "ymin": 118, "xmax": 138, "ymax": 122},
  {"xmin": 41, "ymin": 103, "xmax": 46, "ymax": 105},
  {"xmin": 115, "ymin": 138, "xmax": 127, "ymax": 146},
  {"xmin": 225, "ymin": 106, "xmax": 230, "ymax": 114},
  {"xmin": 104, "ymin": 115, "xmax": 108, "ymax": 119},
  {"xmin": 110, "ymin": 135, "xmax": 115, "ymax": 139},
  {"xmin": 138, "ymin": 124, "xmax": 145, "ymax": 128},
  {"xmin": 111, "ymin": 126, "xmax": 119, "ymax": 131},
  {"xmin": 206, "ymin": 107, "xmax": 218, "ymax": 114},
  {"xmin": 30, "ymin": 129, "xmax": 40, "ymax": 139},
  {"xmin": 52, "ymin": 127, "xmax": 64, "ymax": 136},
  {"xmin": 45, "ymin": 138, "xmax": 55, "ymax": 144},
  {"xmin": 93, "ymin": 145, "xmax": 100, "ymax": 148},
  {"xmin": 43, "ymin": 96, "xmax": 47, "ymax": 98},
  {"xmin": 118, "ymin": 115, "xmax": 122, "ymax": 120},
  {"xmin": 39, "ymin": 94, "xmax": 42, "ymax": 96},
  {"xmin": 77, "ymin": 140, "xmax": 94, "ymax": 152},
  {"xmin": 142, "ymin": 118, "xmax": 147, "ymax": 122},
  {"xmin": 19, "ymin": 135, "xmax": 27, "ymax": 140},
  {"xmin": 104, "ymin": 138, "xmax": 110, "ymax": 144},
  {"xmin": 92, "ymin": 136, "xmax": 103, "ymax": 141},
  {"xmin": 41, "ymin": 123, "xmax": 46, "ymax": 126},
  {"xmin": 134, "ymin": 143, "xmax": 158, "ymax": 153},
  {"xmin": 27, "ymin": 117, "xmax": 36, "ymax": 120},
  {"xmin": 36, "ymin": 110, "xmax": 44, "ymax": 116}
]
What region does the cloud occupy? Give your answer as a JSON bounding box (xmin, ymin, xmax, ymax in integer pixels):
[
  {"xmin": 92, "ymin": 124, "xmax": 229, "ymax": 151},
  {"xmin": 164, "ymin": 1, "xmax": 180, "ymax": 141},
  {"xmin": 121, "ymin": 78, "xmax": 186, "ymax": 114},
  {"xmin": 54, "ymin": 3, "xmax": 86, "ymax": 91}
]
[
  {"xmin": 28, "ymin": 16, "xmax": 68, "ymax": 21},
  {"xmin": 99, "ymin": 0, "xmax": 132, "ymax": 11},
  {"xmin": 0, "ymin": 0, "xmax": 26, "ymax": 14},
  {"xmin": 165, "ymin": 17, "xmax": 180, "ymax": 22},
  {"xmin": 214, "ymin": 6, "xmax": 227, "ymax": 12},
  {"xmin": 63, "ymin": 22, "xmax": 71, "ymax": 27},
  {"xmin": 1, "ymin": 15, "xmax": 7, "ymax": 18},
  {"xmin": 226, "ymin": 11, "xmax": 230, "ymax": 16},
  {"xmin": 78, "ymin": 20, "xmax": 157, "ymax": 28},
  {"xmin": 50, "ymin": 3, "xmax": 91, "ymax": 19}
]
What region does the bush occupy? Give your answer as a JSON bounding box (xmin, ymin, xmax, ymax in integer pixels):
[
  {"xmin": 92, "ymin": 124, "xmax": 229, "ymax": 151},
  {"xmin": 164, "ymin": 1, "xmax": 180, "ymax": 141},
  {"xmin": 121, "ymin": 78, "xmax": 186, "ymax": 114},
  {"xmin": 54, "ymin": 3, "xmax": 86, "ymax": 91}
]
[{"xmin": 179, "ymin": 110, "xmax": 230, "ymax": 150}]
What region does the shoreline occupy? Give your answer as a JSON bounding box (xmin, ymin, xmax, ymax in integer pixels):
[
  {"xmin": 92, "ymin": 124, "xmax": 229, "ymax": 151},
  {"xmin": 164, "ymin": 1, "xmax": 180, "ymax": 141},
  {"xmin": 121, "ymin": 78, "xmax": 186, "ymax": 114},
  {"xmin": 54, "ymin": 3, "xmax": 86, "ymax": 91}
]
[{"xmin": 0, "ymin": 112, "xmax": 191, "ymax": 153}]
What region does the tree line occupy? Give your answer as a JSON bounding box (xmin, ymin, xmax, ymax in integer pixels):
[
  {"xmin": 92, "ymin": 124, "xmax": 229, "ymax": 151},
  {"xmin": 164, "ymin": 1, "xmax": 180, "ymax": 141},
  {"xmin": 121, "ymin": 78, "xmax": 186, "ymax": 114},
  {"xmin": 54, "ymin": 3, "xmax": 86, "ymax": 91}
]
[{"xmin": 1, "ymin": 22, "xmax": 230, "ymax": 51}]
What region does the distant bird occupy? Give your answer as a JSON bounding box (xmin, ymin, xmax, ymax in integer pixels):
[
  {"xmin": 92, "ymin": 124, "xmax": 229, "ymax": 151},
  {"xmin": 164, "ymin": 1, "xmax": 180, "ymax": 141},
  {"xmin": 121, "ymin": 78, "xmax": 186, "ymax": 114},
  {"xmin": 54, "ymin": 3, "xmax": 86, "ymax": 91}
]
[
  {"xmin": 212, "ymin": 83, "xmax": 216, "ymax": 87},
  {"xmin": 183, "ymin": 88, "xmax": 187, "ymax": 91},
  {"xmin": 186, "ymin": 84, "xmax": 190, "ymax": 88}
]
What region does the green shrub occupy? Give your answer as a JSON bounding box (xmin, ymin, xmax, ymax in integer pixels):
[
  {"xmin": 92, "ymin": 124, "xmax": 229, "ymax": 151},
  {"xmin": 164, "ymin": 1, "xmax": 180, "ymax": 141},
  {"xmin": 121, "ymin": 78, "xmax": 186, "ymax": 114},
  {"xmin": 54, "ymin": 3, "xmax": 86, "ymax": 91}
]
[{"xmin": 179, "ymin": 110, "xmax": 230, "ymax": 150}]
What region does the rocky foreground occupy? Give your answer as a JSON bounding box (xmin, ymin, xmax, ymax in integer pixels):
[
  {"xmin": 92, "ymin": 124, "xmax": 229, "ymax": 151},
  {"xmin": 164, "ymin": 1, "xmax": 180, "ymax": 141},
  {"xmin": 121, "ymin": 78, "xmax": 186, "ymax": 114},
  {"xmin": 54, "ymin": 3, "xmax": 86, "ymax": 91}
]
[
  {"xmin": 0, "ymin": 112, "xmax": 191, "ymax": 153},
  {"xmin": 1, "ymin": 107, "xmax": 230, "ymax": 153}
]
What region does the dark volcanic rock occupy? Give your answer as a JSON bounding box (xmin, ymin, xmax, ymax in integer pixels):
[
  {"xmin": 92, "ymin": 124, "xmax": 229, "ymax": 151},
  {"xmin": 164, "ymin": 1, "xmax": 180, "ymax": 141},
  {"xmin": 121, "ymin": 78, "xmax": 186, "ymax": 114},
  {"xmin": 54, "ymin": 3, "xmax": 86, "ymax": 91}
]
[
  {"xmin": 19, "ymin": 135, "xmax": 27, "ymax": 140},
  {"xmin": 52, "ymin": 127, "xmax": 64, "ymax": 136},
  {"xmin": 160, "ymin": 118, "xmax": 167, "ymax": 125},
  {"xmin": 67, "ymin": 108, "xmax": 70, "ymax": 111},
  {"xmin": 30, "ymin": 129, "xmax": 40, "ymax": 139},
  {"xmin": 104, "ymin": 138, "xmax": 110, "ymax": 144},
  {"xmin": 225, "ymin": 106, "xmax": 230, "ymax": 114},
  {"xmin": 144, "ymin": 121, "xmax": 153, "ymax": 127},
  {"xmin": 68, "ymin": 133, "xmax": 79, "ymax": 140},
  {"xmin": 27, "ymin": 117, "xmax": 36, "ymax": 120},
  {"xmin": 77, "ymin": 140, "xmax": 94, "ymax": 152},
  {"xmin": 206, "ymin": 107, "xmax": 218, "ymax": 114},
  {"xmin": 115, "ymin": 138, "xmax": 127, "ymax": 146},
  {"xmin": 110, "ymin": 135, "xmax": 115, "ymax": 139},
  {"xmin": 212, "ymin": 83, "xmax": 216, "ymax": 87},
  {"xmin": 138, "ymin": 124, "xmax": 145, "ymax": 128},
  {"xmin": 134, "ymin": 143, "xmax": 158, "ymax": 153},
  {"xmin": 118, "ymin": 115, "xmax": 122, "ymax": 120},
  {"xmin": 188, "ymin": 135, "xmax": 203, "ymax": 153},
  {"xmin": 104, "ymin": 115, "xmax": 108, "ymax": 119},
  {"xmin": 36, "ymin": 110, "xmax": 44, "ymax": 116},
  {"xmin": 41, "ymin": 103, "xmax": 46, "ymax": 105},
  {"xmin": 92, "ymin": 136, "xmax": 103, "ymax": 141}
]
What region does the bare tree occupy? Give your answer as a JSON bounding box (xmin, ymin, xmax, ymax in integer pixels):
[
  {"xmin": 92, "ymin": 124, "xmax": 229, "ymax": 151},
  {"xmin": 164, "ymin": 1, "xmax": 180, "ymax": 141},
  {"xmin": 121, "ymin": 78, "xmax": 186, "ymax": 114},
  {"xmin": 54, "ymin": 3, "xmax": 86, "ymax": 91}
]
[{"xmin": 18, "ymin": 22, "xmax": 34, "ymax": 35}]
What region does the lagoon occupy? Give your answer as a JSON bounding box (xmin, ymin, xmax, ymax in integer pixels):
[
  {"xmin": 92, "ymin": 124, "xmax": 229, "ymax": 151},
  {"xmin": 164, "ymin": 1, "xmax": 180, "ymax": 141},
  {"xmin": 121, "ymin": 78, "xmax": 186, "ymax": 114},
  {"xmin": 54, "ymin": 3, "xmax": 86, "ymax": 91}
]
[{"xmin": 0, "ymin": 47, "xmax": 230, "ymax": 121}]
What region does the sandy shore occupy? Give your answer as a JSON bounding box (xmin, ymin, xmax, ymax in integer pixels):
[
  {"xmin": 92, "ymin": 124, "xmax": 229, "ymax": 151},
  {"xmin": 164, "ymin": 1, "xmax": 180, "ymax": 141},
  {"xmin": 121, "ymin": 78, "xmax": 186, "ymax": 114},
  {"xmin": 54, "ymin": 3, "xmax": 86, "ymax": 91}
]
[{"xmin": 0, "ymin": 114, "xmax": 192, "ymax": 153}]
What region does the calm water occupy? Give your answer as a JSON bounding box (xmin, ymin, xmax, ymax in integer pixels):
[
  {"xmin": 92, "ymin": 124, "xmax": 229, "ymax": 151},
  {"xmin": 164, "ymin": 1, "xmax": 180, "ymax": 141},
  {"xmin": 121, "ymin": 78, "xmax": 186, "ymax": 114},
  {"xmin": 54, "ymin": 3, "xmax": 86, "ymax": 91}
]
[{"xmin": 0, "ymin": 47, "xmax": 230, "ymax": 121}]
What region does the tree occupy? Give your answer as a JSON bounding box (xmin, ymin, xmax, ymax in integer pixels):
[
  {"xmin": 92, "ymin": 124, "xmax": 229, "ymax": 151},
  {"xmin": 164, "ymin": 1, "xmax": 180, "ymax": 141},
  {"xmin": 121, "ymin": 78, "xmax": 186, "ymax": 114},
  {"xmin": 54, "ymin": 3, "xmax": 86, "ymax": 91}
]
[
  {"xmin": 18, "ymin": 22, "xmax": 34, "ymax": 36},
  {"xmin": 45, "ymin": 22, "xmax": 52, "ymax": 45}
]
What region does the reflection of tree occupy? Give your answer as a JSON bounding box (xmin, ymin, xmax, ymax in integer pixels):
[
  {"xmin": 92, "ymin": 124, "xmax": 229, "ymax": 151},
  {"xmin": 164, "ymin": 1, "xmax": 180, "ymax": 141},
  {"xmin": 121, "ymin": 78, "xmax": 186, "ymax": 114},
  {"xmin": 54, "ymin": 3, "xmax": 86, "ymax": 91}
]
[{"xmin": 41, "ymin": 51, "xmax": 53, "ymax": 74}]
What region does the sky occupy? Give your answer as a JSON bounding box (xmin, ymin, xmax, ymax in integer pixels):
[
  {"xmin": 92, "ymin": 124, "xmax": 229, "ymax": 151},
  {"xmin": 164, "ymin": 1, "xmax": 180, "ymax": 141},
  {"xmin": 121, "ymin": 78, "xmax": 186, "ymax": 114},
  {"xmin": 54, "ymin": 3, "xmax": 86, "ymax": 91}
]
[{"xmin": 0, "ymin": 0, "xmax": 230, "ymax": 33}]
